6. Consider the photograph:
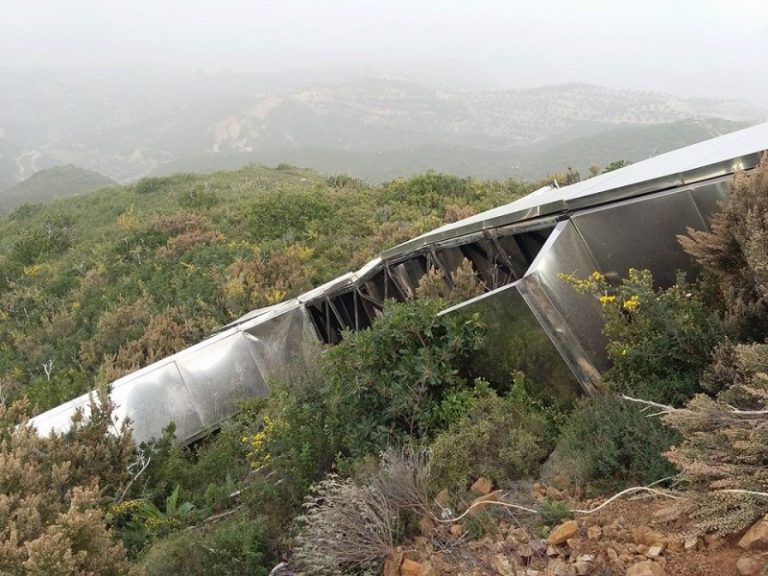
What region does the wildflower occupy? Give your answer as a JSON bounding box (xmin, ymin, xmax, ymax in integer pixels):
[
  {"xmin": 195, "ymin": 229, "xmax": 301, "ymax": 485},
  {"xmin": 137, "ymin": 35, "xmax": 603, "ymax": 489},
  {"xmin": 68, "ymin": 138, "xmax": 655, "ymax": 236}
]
[
  {"xmin": 598, "ymin": 294, "xmax": 617, "ymax": 306},
  {"xmin": 623, "ymin": 295, "xmax": 640, "ymax": 311}
]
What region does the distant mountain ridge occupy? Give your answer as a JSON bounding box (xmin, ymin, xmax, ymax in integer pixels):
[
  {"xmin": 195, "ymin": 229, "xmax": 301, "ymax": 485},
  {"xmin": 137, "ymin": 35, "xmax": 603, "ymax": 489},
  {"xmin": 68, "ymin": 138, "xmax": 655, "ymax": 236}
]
[
  {"xmin": 0, "ymin": 165, "xmax": 116, "ymax": 213},
  {"xmin": 0, "ymin": 70, "xmax": 764, "ymax": 187}
]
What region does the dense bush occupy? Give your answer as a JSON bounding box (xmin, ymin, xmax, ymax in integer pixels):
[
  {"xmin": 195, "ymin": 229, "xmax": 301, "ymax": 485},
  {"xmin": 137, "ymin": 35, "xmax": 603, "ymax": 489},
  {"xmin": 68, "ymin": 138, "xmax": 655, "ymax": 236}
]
[
  {"xmin": 141, "ymin": 512, "xmax": 273, "ymax": 576},
  {"xmin": 680, "ymin": 153, "xmax": 768, "ymax": 341},
  {"xmin": 556, "ymin": 395, "xmax": 678, "ymax": 491},
  {"xmin": 0, "ymin": 392, "xmax": 135, "ymax": 575},
  {"xmin": 563, "ymin": 269, "xmax": 722, "ymax": 405},
  {"xmin": 323, "ymin": 298, "xmax": 485, "ymax": 457},
  {"xmin": 429, "ymin": 382, "xmax": 555, "ymax": 492}
]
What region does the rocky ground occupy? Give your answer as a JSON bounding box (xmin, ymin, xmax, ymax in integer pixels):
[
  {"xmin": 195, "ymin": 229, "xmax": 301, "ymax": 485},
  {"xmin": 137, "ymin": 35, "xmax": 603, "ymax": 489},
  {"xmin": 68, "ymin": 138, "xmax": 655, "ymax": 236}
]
[{"xmin": 381, "ymin": 480, "xmax": 768, "ymax": 576}]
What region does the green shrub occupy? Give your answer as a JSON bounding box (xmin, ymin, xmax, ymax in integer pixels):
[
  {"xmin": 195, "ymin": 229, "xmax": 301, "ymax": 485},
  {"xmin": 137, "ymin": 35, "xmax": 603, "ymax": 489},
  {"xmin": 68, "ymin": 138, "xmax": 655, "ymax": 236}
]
[
  {"xmin": 557, "ymin": 395, "xmax": 678, "ymax": 491},
  {"xmin": 323, "ymin": 298, "xmax": 485, "ymax": 458},
  {"xmin": 141, "ymin": 513, "xmax": 272, "ymax": 576},
  {"xmin": 563, "ymin": 269, "xmax": 722, "ymax": 405},
  {"xmin": 429, "ymin": 384, "xmax": 553, "ymax": 492},
  {"xmin": 538, "ymin": 498, "xmax": 572, "ymax": 526}
]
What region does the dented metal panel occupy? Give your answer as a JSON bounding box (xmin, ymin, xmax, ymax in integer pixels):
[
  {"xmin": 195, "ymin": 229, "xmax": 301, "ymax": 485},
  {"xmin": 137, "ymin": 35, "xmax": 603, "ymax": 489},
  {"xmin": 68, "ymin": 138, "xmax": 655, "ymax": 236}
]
[
  {"xmin": 175, "ymin": 332, "xmax": 266, "ymax": 430},
  {"xmin": 518, "ymin": 220, "xmax": 608, "ymax": 393},
  {"xmin": 110, "ymin": 361, "xmax": 204, "ymax": 445}
]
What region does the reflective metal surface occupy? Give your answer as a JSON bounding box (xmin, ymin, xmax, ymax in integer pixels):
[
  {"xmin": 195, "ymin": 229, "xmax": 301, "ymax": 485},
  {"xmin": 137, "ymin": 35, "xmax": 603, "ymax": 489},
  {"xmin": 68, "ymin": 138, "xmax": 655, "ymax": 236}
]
[
  {"xmin": 571, "ymin": 187, "xmax": 708, "ymax": 288},
  {"xmin": 518, "ymin": 220, "xmax": 607, "ymax": 394},
  {"xmin": 110, "ymin": 360, "xmax": 203, "ymax": 444},
  {"xmin": 440, "ymin": 283, "xmax": 582, "ymax": 406}
]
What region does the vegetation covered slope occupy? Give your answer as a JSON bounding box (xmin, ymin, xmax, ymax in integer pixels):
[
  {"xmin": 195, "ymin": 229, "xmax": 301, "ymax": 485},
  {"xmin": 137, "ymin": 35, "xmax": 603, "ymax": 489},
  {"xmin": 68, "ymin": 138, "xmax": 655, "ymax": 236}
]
[
  {"xmin": 6, "ymin": 158, "xmax": 768, "ymax": 575},
  {"xmin": 0, "ymin": 164, "xmax": 117, "ymax": 213},
  {"xmin": 0, "ymin": 164, "xmax": 532, "ymax": 410}
]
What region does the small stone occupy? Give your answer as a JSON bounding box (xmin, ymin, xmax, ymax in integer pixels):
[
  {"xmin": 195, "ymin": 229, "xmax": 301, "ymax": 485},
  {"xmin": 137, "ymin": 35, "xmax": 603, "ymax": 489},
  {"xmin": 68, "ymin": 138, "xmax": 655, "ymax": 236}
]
[
  {"xmin": 587, "ymin": 526, "xmax": 602, "ymax": 540},
  {"xmin": 632, "ymin": 526, "xmax": 665, "ymax": 547},
  {"xmin": 645, "ymin": 545, "xmax": 664, "ymax": 558},
  {"xmin": 546, "ymin": 545, "xmax": 559, "ymax": 557},
  {"xmin": 400, "ymin": 558, "xmax": 425, "ymax": 576},
  {"xmin": 491, "ymin": 554, "xmax": 515, "ymax": 576},
  {"xmin": 666, "ymin": 538, "xmax": 683, "ymax": 552},
  {"xmin": 625, "ymin": 560, "xmax": 665, "ymax": 576},
  {"xmin": 574, "ymin": 560, "xmax": 592, "ymax": 576},
  {"xmin": 546, "ymin": 486, "xmax": 564, "ymax": 500},
  {"xmin": 547, "ymin": 520, "xmax": 579, "ymax": 545},
  {"xmin": 737, "ymin": 554, "xmax": 764, "ymax": 576},
  {"xmin": 606, "ymin": 548, "xmax": 619, "ymax": 561},
  {"xmin": 651, "ymin": 506, "xmax": 681, "ymax": 525},
  {"xmin": 518, "ymin": 544, "xmax": 533, "ymax": 558},
  {"xmin": 683, "ymin": 536, "xmax": 698, "ymax": 551},
  {"xmin": 739, "ymin": 515, "xmax": 768, "ymax": 550},
  {"xmin": 384, "ymin": 551, "xmax": 404, "ymax": 576},
  {"xmin": 470, "ymin": 477, "xmax": 493, "ymax": 495},
  {"xmin": 449, "ymin": 523, "xmax": 464, "ymax": 537}
]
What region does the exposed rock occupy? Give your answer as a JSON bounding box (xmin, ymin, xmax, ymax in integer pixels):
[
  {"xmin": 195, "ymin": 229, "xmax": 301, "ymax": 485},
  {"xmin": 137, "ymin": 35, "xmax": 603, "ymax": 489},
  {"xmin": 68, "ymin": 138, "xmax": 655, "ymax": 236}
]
[
  {"xmin": 546, "ymin": 486, "xmax": 564, "ymax": 500},
  {"xmin": 384, "ymin": 551, "xmax": 404, "ymax": 576},
  {"xmin": 491, "ymin": 554, "xmax": 515, "ymax": 576},
  {"xmin": 683, "ymin": 536, "xmax": 698, "ymax": 551},
  {"xmin": 740, "ymin": 516, "xmax": 768, "ymax": 550},
  {"xmin": 400, "ymin": 557, "xmax": 426, "ymax": 576},
  {"xmin": 625, "ymin": 560, "xmax": 665, "ymax": 576},
  {"xmin": 736, "ymin": 554, "xmax": 764, "ymax": 576},
  {"xmin": 575, "ymin": 554, "xmax": 594, "ymax": 575},
  {"xmin": 632, "ymin": 526, "xmax": 665, "ymax": 547},
  {"xmin": 470, "ymin": 477, "xmax": 493, "ymax": 495},
  {"xmin": 547, "ymin": 520, "xmax": 579, "ymax": 545},
  {"xmin": 651, "ymin": 506, "xmax": 681, "ymax": 525},
  {"xmin": 645, "ymin": 545, "xmax": 664, "ymax": 558}
]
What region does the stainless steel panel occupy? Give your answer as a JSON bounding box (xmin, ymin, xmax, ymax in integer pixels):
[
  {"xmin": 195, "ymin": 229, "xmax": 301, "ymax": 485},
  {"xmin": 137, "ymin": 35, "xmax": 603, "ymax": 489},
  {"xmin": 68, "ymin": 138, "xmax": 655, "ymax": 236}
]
[
  {"xmin": 175, "ymin": 332, "xmax": 266, "ymax": 429},
  {"xmin": 110, "ymin": 361, "xmax": 204, "ymax": 445},
  {"xmin": 521, "ymin": 220, "xmax": 608, "ymax": 393},
  {"xmin": 688, "ymin": 177, "xmax": 731, "ymax": 228},
  {"xmin": 439, "ymin": 283, "xmax": 581, "ymax": 406},
  {"xmin": 571, "ymin": 187, "xmax": 708, "ymax": 287},
  {"xmin": 29, "ymin": 394, "xmax": 93, "ymax": 437},
  {"xmin": 242, "ymin": 305, "xmax": 318, "ymax": 384}
]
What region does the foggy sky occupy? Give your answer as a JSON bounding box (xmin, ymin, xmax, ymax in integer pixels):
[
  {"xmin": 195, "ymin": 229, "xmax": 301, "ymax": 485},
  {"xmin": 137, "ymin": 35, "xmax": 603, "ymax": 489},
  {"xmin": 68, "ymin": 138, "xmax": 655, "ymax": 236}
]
[{"xmin": 1, "ymin": 0, "xmax": 767, "ymax": 106}]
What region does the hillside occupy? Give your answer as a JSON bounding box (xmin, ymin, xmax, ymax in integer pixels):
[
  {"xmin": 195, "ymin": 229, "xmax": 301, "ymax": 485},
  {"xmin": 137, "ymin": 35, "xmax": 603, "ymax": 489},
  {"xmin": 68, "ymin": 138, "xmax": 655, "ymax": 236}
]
[
  {"xmin": 5, "ymin": 153, "xmax": 768, "ymax": 576},
  {"xmin": 0, "ymin": 164, "xmax": 531, "ymax": 411},
  {"xmin": 0, "ymin": 164, "xmax": 117, "ymax": 213},
  {"xmin": 1, "ymin": 68, "xmax": 764, "ymax": 187}
]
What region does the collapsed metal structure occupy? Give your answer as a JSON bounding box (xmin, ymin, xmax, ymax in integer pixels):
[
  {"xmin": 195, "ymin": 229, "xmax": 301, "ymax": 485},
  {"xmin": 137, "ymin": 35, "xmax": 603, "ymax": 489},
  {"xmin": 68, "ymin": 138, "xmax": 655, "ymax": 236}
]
[{"xmin": 31, "ymin": 122, "xmax": 768, "ymax": 444}]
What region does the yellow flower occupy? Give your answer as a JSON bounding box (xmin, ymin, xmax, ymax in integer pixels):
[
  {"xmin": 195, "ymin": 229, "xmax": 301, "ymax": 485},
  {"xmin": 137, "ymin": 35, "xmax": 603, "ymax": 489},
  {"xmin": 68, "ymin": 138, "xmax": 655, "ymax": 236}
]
[
  {"xmin": 623, "ymin": 295, "xmax": 640, "ymax": 311},
  {"xmin": 598, "ymin": 294, "xmax": 617, "ymax": 306}
]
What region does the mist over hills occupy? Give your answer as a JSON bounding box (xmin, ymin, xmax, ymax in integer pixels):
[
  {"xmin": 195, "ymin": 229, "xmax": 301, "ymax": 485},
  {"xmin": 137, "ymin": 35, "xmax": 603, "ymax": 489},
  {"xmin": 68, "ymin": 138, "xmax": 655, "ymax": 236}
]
[{"xmin": 1, "ymin": 67, "xmax": 764, "ymax": 190}]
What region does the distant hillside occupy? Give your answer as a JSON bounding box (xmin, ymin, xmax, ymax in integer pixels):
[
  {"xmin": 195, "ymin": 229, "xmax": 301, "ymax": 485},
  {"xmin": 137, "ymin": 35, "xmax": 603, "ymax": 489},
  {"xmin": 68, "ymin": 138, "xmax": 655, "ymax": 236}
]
[
  {"xmin": 0, "ymin": 68, "xmax": 764, "ymax": 187},
  {"xmin": 0, "ymin": 165, "xmax": 117, "ymax": 213},
  {"xmin": 151, "ymin": 118, "xmax": 751, "ymax": 183}
]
